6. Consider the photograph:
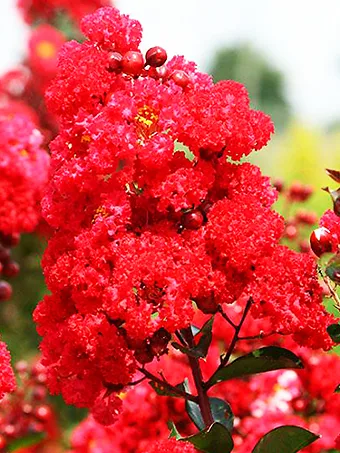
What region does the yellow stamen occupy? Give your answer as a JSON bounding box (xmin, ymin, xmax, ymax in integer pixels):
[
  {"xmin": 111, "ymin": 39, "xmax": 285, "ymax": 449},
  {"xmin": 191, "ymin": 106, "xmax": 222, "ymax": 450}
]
[
  {"xmin": 81, "ymin": 134, "xmax": 91, "ymax": 143},
  {"xmin": 135, "ymin": 105, "xmax": 159, "ymax": 141},
  {"xmin": 92, "ymin": 206, "xmax": 109, "ymax": 223},
  {"xmin": 36, "ymin": 41, "xmax": 56, "ymax": 59}
]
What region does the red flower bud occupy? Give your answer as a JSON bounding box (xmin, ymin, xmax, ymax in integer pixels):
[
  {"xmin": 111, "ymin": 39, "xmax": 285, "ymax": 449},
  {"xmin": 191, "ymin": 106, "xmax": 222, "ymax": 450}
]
[
  {"xmin": 181, "ymin": 210, "xmax": 204, "ymax": 230},
  {"xmin": 288, "ymin": 182, "xmax": 313, "ymax": 202},
  {"xmin": 2, "ymin": 261, "xmax": 20, "ymax": 278},
  {"xmin": 310, "ymin": 227, "xmax": 333, "ymax": 257},
  {"xmin": 107, "ymin": 51, "xmax": 123, "ymax": 72},
  {"xmin": 0, "ymin": 232, "xmax": 20, "ymax": 248},
  {"xmin": 34, "ymin": 404, "xmax": 53, "ymax": 422},
  {"xmin": 145, "ymin": 46, "xmax": 167, "ymax": 67},
  {"xmin": 284, "ymin": 225, "xmax": 298, "ymax": 239},
  {"xmin": 170, "ymin": 70, "xmax": 191, "ymax": 88},
  {"xmin": 0, "ymin": 281, "xmax": 12, "ymax": 301},
  {"xmin": 194, "ymin": 294, "xmax": 218, "ymax": 314},
  {"xmin": 122, "ymin": 51, "xmax": 144, "ymax": 76}
]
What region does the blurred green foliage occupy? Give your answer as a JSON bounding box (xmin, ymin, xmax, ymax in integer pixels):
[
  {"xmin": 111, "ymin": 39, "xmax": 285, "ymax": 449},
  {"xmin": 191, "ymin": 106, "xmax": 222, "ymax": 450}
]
[{"xmin": 210, "ymin": 44, "xmax": 291, "ymax": 131}]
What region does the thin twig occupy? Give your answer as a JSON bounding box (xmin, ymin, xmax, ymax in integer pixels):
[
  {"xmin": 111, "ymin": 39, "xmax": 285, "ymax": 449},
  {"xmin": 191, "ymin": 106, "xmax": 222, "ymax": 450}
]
[
  {"xmin": 238, "ymin": 330, "xmax": 284, "ymax": 341},
  {"xmin": 217, "ymin": 305, "xmax": 237, "ymax": 329},
  {"xmin": 324, "ymin": 276, "xmax": 340, "ymax": 312},
  {"xmin": 139, "ymin": 367, "xmax": 198, "ymax": 403},
  {"xmin": 206, "ymin": 298, "xmax": 253, "ymax": 389}
]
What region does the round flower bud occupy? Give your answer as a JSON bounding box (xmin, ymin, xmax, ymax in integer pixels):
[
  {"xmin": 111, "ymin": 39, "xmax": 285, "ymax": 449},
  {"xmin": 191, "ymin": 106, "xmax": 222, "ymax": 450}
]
[
  {"xmin": 194, "ymin": 294, "xmax": 218, "ymax": 314},
  {"xmin": 2, "ymin": 261, "xmax": 20, "ymax": 278},
  {"xmin": 149, "ymin": 328, "xmax": 171, "ymax": 356},
  {"xmin": 107, "ymin": 51, "xmax": 123, "ymax": 72},
  {"xmin": 181, "ymin": 210, "xmax": 204, "ymax": 230},
  {"xmin": 288, "ymin": 182, "xmax": 313, "ymax": 202},
  {"xmin": 284, "ymin": 224, "xmax": 297, "ymax": 239},
  {"xmin": 122, "ymin": 51, "xmax": 144, "ymax": 76},
  {"xmin": 0, "ymin": 281, "xmax": 12, "ymax": 302},
  {"xmin": 170, "ymin": 70, "xmax": 191, "ymax": 88},
  {"xmin": 34, "ymin": 404, "xmax": 53, "ymax": 422},
  {"xmin": 145, "ymin": 46, "xmax": 167, "ymax": 67},
  {"xmin": 272, "ymin": 178, "xmax": 284, "ymax": 193},
  {"xmin": 310, "ymin": 227, "xmax": 333, "ymax": 257},
  {"xmin": 0, "ymin": 232, "xmax": 20, "ymax": 248},
  {"xmin": 148, "ymin": 65, "xmax": 169, "ymax": 81}
]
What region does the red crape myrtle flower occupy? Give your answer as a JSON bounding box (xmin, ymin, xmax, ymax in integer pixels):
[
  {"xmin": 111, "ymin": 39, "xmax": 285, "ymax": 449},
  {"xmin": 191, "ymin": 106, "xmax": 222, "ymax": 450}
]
[
  {"xmin": 139, "ymin": 439, "xmax": 199, "ymax": 453},
  {"xmin": 28, "ymin": 25, "xmax": 66, "ymax": 85},
  {"xmin": 0, "ymin": 342, "xmax": 15, "ymax": 401},
  {"xmin": 0, "ymin": 113, "xmax": 50, "ymax": 235},
  {"xmin": 34, "ymin": 6, "xmax": 335, "ymax": 425},
  {"xmin": 18, "ymin": 0, "xmax": 112, "ymax": 25}
]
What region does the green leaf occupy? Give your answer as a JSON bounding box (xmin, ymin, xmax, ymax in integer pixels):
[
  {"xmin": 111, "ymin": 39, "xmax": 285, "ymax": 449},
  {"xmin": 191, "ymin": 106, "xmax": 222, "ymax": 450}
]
[
  {"xmin": 208, "ymin": 346, "xmax": 303, "ymax": 387},
  {"xmin": 325, "ymin": 255, "xmax": 340, "ymax": 284},
  {"xmin": 149, "ymin": 380, "xmax": 185, "ymax": 398},
  {"xmin": 186, "ymin": 397, "xmax": 234, "ymax": 431},
  {"xmin": 194, "ymin": 316, "xmax": 214, "ymax": 358},
  {"xmin": 335, "ymin": 384, "xmax": 340, "ymax": 393},
  {"xmin": 8, "ymin": 433, "xmax": 46, "ymax": 452},
  {"xmin": 168, "ymin": 421, "xmax": 182, "ymax": 440},
  {"xmin": 252, "ymin": 426, "xmax": 319, "ymax": 453},
  {"xmin": 327, "ymin": 324, "xmax": 340, "ymax": 343},
  {"xmin": 172, "ymin": 318, "xmax": 214, "ymax": 359},
  {"xmin": 183, "ymin": 422, "xmax": 234, "ymax": 453}
]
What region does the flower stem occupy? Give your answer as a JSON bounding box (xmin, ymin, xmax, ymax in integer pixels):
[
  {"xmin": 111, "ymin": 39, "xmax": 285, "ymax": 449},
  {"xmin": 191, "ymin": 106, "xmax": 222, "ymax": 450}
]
[
  {"xmin": 182, "ymin": 328, "xmax": 214, "ymax": 428},
  {"xmin": 206, "ymin": 297, "xmax": 253, "ymax": 389}
]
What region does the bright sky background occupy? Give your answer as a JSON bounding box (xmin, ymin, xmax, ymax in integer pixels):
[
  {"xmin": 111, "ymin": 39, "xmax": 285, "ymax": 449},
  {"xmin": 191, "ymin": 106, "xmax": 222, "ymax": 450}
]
[{"xmin": 1, "ymin": 0, "xmax": 340, "ymax": 126}]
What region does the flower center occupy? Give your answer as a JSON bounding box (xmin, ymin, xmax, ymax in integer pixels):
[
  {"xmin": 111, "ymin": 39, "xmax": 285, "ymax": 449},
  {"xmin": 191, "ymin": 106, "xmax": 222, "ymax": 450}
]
[
  {"xmin": 135, "ymin": 105, "xmax": 159, "ymax": 141},
  {"xmin": 36, "ymin": 41, "xmax": 56, "ymax": 60}
]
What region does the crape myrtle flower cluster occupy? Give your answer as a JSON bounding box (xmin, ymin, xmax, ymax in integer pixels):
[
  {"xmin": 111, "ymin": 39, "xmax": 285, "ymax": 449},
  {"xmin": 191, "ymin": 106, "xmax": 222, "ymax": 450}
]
[
  {"xmin": 0, "ymin": 360, "xmax": 59, "ymax": 453},
  {"xmin": 68, "ymin": 341, "xmax": 340, "ymax": 452},
  {"xmin": 309, "ymin": 169, "xmax": 340, "ymax": 316},
  {"xmin": 0, "ymin": 112, "xmax": 50, "ymax": 302},
  {"xmin": 272, "ymin": 179, "xmax": 318, "ymax": 254},
  {"xmin": 0, "ymin": 0, "xmax": 111, "ymax": 145},
  {"xmin": 0, "ymin": 25, "xmax": 65, "ymax": 143},
  {"xmin": 0, "ymin": 342, "xmax": 16, "ymax": 404},
  {"xmin": 34, "ymin": 6, "xmax": 336, "ymax": 427},
  {"xmin": 18, "ymin": 0, "xmax": 112, "ymax": 26}
]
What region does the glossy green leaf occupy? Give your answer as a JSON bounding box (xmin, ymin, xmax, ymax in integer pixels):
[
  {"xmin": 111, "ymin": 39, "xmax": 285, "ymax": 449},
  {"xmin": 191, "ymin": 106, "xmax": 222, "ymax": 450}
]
[
  {"xmin": 194, "ymin": 317, "xmax": 214, "ymax": 358},
  {"xmin": 173, "ymin": 318, "xmax": 214, "ymax": 359},
  {"xmin": 183, "ymin": 422, "xmax": 234, "ymax": 453},
  {"xmin": 149, "ymin": 380, "xmax": 186, "ymax": 398},
  {"xmin": 325, "ymin": 255, "xmax": 340, "ymax": 284},
  {"xmin": 327, "ymin": 324, "xmax": 340, "ymax": 343},
  {"xmin": 335, "ymin": 384, "xmax": 340, "ymax": 393},
  {"xmin": 168, "ymin": 421, "xmax": 182, "ymax": 440},
  {"xmin": 186, "ymin": 397, "xmax": 233, "ymax": 431},
  {"xmin": 252, "ymin": 425, "xmax": 319, "ymax": 453},
  {"xmin": 8, "ymin": 433, "xmax": 46, "ymax": 452},
  {"xmin": 208, "ymin": 347, "xmax": 303, "ymax": 387}
]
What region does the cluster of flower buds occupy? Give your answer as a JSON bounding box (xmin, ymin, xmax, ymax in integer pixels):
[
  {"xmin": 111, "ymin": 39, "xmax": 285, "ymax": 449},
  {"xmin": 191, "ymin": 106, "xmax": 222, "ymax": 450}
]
[
  {"xmin": 105, "ymin": 44, "xmax": 193, "ymax": 90},
  {"xmin": 309, "ymin": 169, "xmax": 340, "ymax": 260},
  {"xmin": 0, "ymin": 360, "xmax": 57, "ymax": 452},
  {"xmin": 273, "ymin": 179, "xmax": 317, "ymax": 253},
  {"xmin": 0, "ymin": 232, "xmax": 20, "ymax": 302}
]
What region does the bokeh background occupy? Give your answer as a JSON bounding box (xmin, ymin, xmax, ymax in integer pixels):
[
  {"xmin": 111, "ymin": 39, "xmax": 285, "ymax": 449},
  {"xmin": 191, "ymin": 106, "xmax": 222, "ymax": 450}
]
[{"xmin": 1, "ymin": 0, "xmax": 340, "ymax": 439}]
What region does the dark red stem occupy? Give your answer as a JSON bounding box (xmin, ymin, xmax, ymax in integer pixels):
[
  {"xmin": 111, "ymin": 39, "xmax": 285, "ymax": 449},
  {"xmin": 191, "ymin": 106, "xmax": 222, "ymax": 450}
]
[{"xmin": 182, "ymin": 328, "xmax": 214, "ymax": 428}]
